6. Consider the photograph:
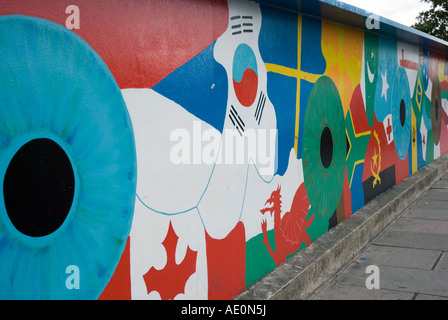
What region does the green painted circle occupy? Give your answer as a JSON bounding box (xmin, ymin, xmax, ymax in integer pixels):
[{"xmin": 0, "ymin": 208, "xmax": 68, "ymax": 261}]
[{"xmin": 302, "ymin": 76, "xmax": 346, "ymax": 219}]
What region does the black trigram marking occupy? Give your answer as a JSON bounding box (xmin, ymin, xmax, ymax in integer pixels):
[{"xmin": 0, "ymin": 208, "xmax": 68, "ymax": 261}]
[
  {"xmin": 229, "ymin": 105, "xmax": 246, "ymax": 136},
  {"xmin": 255, "ymin": 92, "xmax": 266, "ymax": 125},
  {"xmin": 230, "ymin": 15, "xmax": 253, "ymax": 35}
]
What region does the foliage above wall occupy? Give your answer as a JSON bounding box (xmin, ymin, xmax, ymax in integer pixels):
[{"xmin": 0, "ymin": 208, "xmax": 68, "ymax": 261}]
[{"xmin": 413, "ymin": 0, "xmax": 448, "ymax": 42}]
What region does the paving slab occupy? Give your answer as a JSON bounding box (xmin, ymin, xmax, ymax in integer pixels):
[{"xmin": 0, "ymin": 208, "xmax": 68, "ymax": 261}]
[
  {"xmin": 374, "ymin": 267, "xmax": 448, "ymax": 297},
  {"xmin": 421, "ymin": 189, "xmax": 448, "ymax": 201},
  {"xmin": 373, "ymin": 230, "xmax": 448, "ymax": 251},
  {"xmin": 312, "ymin": 284, "xmax": 414, "ymax": 300},
  {"xmin": 404, "ymin": 201, "xmax": 448, "ymax": 221},
  {"xmin": 414, "ymin": 293, "xmax": 448, "ymax": 300},
  {"xmin": 412, "ymin": 198, "xmax": 448, "ymax": 211},
  {"xmin": 431, "ymin": 179, "xmax": 448, "ymax": 189},
  {"xmin": 385, "ymin": 217, "xmax": 448, "ymax": 235},
  {"xmin": 331, "ymin": 264, "xmax": 448, "ymax": 297},
  {"xmin": 433, "ymin": 252, "xmax": 448, "ymax": 271},
  {"xmin": 356, "ymin": 245, "xmax": 441, "ymax": 270}
]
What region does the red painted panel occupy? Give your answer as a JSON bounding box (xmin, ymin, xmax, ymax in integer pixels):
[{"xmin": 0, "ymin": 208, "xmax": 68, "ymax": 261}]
[
  {"xmin": 0, "ymin": 0, "xmax": 228, "ymax": 89},
  {"xmin": 99, "ymin": 237, "xmax": 132, "ymax": 300},
  {"xmin": 206, "ymin": 222, "xmax": 246, "ymax": 300}
]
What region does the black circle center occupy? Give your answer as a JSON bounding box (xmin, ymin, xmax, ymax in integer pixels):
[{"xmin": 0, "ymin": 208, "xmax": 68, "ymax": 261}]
[
  {"xmin": 400, "ymin": 99, "xmax": 406, "ymax": 127},
  {"xmin": 435, "ymin": 99, "xmax": 440, "ymax": 121},
  {"xmin": 320, "ymin": 126, "xmax": 333, "ymax": 169},
  {"xmin": 3, "ymin": 138, "xmax": 75, "ymax": 237}
]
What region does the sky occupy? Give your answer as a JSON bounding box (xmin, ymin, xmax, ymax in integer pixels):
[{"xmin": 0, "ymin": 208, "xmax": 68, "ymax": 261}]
[{"xmin": 338, "ymin": 0, "xmax": 432, "ymax": 27}]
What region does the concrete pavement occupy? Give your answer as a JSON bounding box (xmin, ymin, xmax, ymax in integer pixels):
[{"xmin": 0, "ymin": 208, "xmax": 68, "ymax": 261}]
[{"xmin": 236, "ymin": 153, "xmax": 448, "ymax": 300}]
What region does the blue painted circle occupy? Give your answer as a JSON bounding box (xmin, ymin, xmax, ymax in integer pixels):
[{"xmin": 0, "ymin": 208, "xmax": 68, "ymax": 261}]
[
  {"xmin": 232, "ymin": 43, "xmax": 258, "ymax": 82},
  {"xmin": 391, "ymin": 66, "xmax": 411, "ymax": 160},
  {"xmin": 0, "ymin": 16, "xmax": 137, "ymax": 299}
]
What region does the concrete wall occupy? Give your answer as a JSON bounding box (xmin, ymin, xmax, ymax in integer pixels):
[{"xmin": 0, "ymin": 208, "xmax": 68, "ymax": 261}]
[{"xmin": 0, "ymin": 0, "xmax": 447, "ymax": 299}]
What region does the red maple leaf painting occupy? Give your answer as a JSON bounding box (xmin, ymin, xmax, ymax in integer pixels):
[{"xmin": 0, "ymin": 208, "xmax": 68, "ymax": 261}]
[{"xmin": 143, "ymin": 221, "xmax": 198, "ymax": 300}]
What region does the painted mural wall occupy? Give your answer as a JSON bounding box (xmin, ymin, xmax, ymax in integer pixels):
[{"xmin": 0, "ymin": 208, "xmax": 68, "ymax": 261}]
[{"xmin": 0, "ymin": 0, "xmax": 447, "ymax": 299}]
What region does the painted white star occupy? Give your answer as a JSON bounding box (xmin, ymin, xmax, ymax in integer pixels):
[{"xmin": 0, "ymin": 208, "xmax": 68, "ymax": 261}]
[{"xmin": 381, "ymin": 71, "xmax": 389, "ymax": 102}]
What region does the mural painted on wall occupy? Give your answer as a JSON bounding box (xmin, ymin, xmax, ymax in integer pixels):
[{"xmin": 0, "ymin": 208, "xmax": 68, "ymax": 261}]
[{"xmin": 0, "ymin": 0, "xmax": 447, "ymax": 299}]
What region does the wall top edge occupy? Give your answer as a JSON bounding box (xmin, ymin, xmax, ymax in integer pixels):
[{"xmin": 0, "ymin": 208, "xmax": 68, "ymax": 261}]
[{"xmin": 251, "ymin": 0, "xmax": 448, "ymax": 55}]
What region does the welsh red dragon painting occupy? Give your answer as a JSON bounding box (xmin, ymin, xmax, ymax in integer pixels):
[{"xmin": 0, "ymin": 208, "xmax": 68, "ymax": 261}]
[{"xmin": 260, "ymin": 184, "xmax": 315, "ymax": 266}]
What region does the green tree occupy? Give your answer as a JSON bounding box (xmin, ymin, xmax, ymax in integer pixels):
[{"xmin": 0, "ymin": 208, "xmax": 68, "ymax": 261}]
[{"xmin": 412, "ymin": 0, "xmax": 448, "ymax": 42}]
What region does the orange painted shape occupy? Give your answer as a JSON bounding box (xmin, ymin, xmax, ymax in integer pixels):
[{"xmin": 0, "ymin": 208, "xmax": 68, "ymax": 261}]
[
  {"xmin": 206, "ymin": 221, "xmax": 246, "ymax": 300},
  {"xmin": 233, "ymin": 68, "xmax": 259, "ymax": 107},
  {"xmin": 98, "ymin": 237, "xmax": 132, "ymax": 300},
  {"xmin": 143, "ymin": 221, "xmax": 198, "ymax": 300}
]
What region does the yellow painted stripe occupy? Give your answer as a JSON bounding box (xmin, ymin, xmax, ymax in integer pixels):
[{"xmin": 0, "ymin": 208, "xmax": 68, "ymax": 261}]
[
  {"xmin": 411, "ymin": 109, "xmax": 417, "ymax": 173},
  {"xmin": 349, "ymin": 159, "xmax": 365, "ymax": 187},
  {"xmin": 265, "ymin": 63, "xmax": 298, "ymax": 78},
  {"xmin": 300, "ymin": 72, "xmax": 321, "ymax": 83},
  {"xmin": 294, "ymin": 14, "xmax": 302, "ymax": 157},
  {"xmin": 265, "ymin": 63, "xmax": 322, "ymax": 83}
]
